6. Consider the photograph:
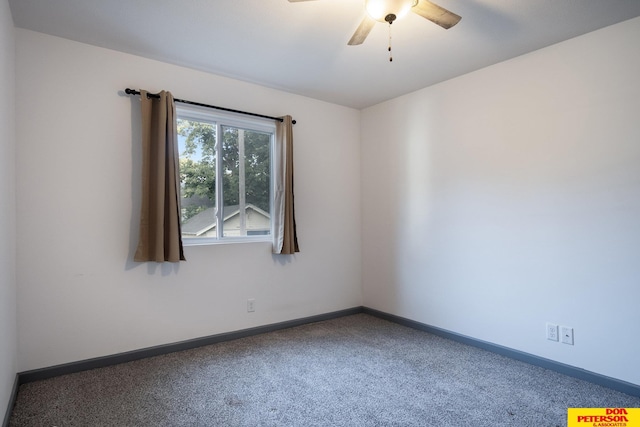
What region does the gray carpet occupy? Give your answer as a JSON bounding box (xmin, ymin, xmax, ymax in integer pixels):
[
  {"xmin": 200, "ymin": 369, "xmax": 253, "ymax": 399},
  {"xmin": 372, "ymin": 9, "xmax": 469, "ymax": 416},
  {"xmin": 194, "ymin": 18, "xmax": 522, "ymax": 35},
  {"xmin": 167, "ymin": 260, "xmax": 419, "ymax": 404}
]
[{"xmin": 9, "ymin": 314, "xmax": 640, "ymax": 426}]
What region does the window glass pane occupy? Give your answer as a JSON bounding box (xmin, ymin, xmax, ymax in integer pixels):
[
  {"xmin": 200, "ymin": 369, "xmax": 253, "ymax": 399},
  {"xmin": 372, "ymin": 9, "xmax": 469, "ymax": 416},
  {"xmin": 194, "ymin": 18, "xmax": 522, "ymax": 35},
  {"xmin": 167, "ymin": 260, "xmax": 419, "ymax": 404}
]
[
  {"xmin": 221, "ymin": 126, "xmax": 271, "ymax": 238},
  {"xmin": 178, "ymin": 119, "xmax": 217, "ymax": 238},
  {"xmin": 221, "ymin": 126, "xmax": 240, "ymax": 237},
  {"xmin": 244, "ymin": 130, "xmax": 271, "ymax": 235}
]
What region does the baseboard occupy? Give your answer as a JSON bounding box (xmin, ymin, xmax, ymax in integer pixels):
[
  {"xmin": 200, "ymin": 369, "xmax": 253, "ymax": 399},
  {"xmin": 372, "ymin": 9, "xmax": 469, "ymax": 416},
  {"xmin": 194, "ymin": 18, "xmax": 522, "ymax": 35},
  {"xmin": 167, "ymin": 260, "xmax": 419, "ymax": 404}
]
[
  {"xmin": 362, "ymin": 307, "xmax": 640, "ymax": 398},
  {"xmin": 2, "ymin": 374, "xmax": 19, "ymax": 427},
  {"xmin": 17, "ymin": 306, "xmax": 364, "ymax": 385},
  {"xmin": 13, "ymin": 305, "xmax": 639, "ymax": 403}
]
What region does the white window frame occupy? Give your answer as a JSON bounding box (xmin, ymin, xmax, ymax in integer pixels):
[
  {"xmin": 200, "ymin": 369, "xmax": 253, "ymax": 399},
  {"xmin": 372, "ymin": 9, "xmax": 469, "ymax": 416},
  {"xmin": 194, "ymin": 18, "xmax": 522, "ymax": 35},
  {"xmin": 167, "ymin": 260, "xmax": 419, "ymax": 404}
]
[{"xmin": 176, "ymin": 104, "xmax": 276, "ymax": 246}]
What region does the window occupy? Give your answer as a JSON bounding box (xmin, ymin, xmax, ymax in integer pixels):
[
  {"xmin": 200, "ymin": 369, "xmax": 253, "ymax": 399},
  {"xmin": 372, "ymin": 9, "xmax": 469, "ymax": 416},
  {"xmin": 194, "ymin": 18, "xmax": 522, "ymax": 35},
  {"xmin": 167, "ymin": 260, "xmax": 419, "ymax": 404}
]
[{"xmin": 177, "ymin": 105, "xmax": 275, "ymax": 244}]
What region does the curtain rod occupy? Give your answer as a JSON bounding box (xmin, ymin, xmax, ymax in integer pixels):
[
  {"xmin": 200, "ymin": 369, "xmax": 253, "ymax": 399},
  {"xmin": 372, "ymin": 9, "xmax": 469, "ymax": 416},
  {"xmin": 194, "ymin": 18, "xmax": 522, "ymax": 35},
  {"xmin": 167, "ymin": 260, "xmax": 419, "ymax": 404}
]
[{"xmin": 124, "ymin": 88, "xmax": 296, "ymax": 124}]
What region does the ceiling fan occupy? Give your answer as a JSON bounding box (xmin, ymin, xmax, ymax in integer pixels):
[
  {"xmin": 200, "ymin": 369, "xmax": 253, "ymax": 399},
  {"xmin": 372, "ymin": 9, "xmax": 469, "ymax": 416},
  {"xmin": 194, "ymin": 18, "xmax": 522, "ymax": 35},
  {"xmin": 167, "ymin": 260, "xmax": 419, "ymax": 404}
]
[{"xmin": 288, "ymin": 0, "xmax": 461, "ymax": 46}]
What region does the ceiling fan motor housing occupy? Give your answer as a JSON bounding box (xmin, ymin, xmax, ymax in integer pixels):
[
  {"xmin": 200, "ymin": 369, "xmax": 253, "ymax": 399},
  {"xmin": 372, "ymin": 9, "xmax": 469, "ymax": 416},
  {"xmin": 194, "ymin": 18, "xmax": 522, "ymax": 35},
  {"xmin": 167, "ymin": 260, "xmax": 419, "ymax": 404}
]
[{"xmin": 365, "ymin": 0, "xmax": 417, "ymax": 22}]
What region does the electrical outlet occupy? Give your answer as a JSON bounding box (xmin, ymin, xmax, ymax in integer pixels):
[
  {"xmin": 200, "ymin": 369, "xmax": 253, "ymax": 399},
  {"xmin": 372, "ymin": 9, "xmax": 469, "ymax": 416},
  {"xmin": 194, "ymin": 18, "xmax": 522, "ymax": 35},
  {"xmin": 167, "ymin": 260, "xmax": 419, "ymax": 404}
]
[
  {"xmin": 247, "ymin": 298, "xmax": 256, "ymax": 313},
  {"xmin": 546, "ymin": 323, "xmax": 559, "ymax": 341},
  {"xmin": 561, "ymin": 326, "xmax": 574, "ymax": 345}
]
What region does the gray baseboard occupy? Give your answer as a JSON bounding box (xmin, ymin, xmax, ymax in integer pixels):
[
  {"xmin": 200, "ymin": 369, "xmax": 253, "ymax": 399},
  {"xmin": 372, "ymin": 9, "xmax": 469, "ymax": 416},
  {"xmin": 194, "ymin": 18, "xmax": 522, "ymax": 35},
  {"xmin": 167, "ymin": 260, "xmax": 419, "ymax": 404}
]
[
  {"xmin": 362, "ymin": 307, "xmax": 640, "ymax": 398},
  {"xmin": 2, "ymin": 374, "xmax": 19, "ymax": 427},
  {"xmin": 7, "ymin": 309, "xmax": 366, "ymax": 426},
  {"xmin": 7, "ymin": 304, "xmax": 638, "ymax": 426},
  {"xmin": 17, "ymin": 307, "xmax": 364, "ymax": 386}
]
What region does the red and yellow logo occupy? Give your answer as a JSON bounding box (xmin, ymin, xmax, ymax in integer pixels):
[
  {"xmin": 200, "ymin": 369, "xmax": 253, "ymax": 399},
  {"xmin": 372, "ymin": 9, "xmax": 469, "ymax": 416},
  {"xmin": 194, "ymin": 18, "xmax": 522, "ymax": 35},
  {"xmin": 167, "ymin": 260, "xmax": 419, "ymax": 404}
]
[{"xmin": 568, "ymin": 408, "xmax": 640, "ymax": 427}]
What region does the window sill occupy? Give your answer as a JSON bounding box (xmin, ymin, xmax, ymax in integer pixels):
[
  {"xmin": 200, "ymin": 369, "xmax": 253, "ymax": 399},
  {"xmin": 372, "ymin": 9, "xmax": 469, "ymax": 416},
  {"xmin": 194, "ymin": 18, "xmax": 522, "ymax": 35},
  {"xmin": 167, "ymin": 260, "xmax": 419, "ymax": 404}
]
[{"xmin": 182, "ymin": 237, "xmax": 272, "ymax": 247}]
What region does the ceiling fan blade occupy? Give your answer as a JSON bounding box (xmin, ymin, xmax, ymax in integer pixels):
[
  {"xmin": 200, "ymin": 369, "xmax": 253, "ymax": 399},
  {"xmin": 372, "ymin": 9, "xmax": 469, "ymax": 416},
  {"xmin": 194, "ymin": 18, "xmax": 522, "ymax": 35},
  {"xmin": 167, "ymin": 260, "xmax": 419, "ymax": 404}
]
[
  {"xmin": 348, "ymin": 15, "xmax": 376, "ymax": 46},
  {"xmin": 412, "ymin": 0, "xmax": 461, "ymax": 29}
]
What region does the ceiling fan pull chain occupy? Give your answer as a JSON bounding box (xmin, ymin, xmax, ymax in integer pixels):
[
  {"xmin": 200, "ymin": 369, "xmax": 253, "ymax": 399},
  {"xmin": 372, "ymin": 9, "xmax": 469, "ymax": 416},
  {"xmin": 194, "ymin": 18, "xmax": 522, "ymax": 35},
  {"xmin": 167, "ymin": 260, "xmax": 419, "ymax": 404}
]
[{"xmin": 388, "ymin": 22, "xmax": 393, "ymax": 62}]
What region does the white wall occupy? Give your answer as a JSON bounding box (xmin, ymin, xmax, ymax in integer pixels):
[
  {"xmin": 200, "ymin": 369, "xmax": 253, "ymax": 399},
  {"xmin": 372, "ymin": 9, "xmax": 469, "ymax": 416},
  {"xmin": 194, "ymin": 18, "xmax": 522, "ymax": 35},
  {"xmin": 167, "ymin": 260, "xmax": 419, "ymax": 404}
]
[
  {"xmin": 361, "ymin": 17, "xmax": 640, "ymax": 386},
  {"xmin": 0, "ymin": 0, "xmax": 16, "ymax": 419},
  {"xmin": 15, "ymin": 29, "xmax": 362, "ymax": 371},
  {"xmin": 13, "ymin": 10, "xmax": 639, "ymax": 390}
]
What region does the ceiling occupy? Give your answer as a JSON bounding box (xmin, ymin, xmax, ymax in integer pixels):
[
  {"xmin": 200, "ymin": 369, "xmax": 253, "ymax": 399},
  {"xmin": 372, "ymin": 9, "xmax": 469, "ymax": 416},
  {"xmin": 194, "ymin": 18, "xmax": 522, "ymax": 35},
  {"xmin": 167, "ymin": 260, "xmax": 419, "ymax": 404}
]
[{"xmin": 9, "ymin": 0, "xmax": 640, "ymax": 109}]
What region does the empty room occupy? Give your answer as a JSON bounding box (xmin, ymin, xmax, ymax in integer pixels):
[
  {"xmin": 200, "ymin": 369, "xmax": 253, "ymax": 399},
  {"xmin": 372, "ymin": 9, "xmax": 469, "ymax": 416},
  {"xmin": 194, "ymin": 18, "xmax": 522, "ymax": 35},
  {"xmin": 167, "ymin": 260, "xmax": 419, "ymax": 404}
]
[{"xmin": 1, "ymin": 0, "xmax": 639, "ymax": 426}]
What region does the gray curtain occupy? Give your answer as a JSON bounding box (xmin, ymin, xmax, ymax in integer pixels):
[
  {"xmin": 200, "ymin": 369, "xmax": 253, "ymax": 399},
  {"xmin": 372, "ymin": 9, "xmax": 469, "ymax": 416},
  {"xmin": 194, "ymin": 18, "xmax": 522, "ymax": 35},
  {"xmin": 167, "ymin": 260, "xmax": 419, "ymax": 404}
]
[
  {"xmin": 273, "ymin": 115, "xmax": 299, "ymax": 254},
  {"xmin": 134, "ymin": 90, "xmax": 186, "ymax": 262}
]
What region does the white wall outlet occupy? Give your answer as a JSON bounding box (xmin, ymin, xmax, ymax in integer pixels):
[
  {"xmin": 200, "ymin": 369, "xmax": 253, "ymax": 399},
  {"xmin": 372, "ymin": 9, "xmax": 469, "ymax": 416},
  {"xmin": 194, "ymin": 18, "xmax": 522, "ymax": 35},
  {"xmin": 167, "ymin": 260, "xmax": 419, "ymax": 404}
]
[
  {"xmin": 247, "ymin": 298, "xmax": 256, "ymax": 313},
  {"xmin": 546, "ymin": 323, "xmax": 559, "ymax": 341},
  {"xmin": 561, "ymin": 326, "xmax": 574, "ymax": 345}
]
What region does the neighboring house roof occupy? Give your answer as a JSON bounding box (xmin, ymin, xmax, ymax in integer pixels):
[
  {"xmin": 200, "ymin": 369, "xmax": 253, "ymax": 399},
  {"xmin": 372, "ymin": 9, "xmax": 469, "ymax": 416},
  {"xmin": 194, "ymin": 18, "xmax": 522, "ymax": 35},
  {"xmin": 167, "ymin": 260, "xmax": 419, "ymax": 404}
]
[{"xmin": 182, "ymin": 204, "xmax": 270, "ymax": 236}]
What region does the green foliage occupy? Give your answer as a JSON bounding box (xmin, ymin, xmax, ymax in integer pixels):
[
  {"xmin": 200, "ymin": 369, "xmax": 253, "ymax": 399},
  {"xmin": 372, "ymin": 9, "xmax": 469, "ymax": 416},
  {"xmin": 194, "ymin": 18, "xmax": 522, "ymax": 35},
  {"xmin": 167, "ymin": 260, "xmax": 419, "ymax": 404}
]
[
  {"xmin": 178, "ymin": 119, "xmax": 271, "ymax": 222},
  {"xmin": 242, "ymin": 128, "xmax": 271, "ymax": 211}
]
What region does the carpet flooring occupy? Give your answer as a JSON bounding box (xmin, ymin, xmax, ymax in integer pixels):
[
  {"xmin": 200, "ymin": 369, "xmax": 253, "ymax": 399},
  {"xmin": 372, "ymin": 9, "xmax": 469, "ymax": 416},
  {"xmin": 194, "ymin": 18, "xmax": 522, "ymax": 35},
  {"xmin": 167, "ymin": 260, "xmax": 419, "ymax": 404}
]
[{"xmin": 8, "ymin": 314, "xmax": 640, "ymax": 426}]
